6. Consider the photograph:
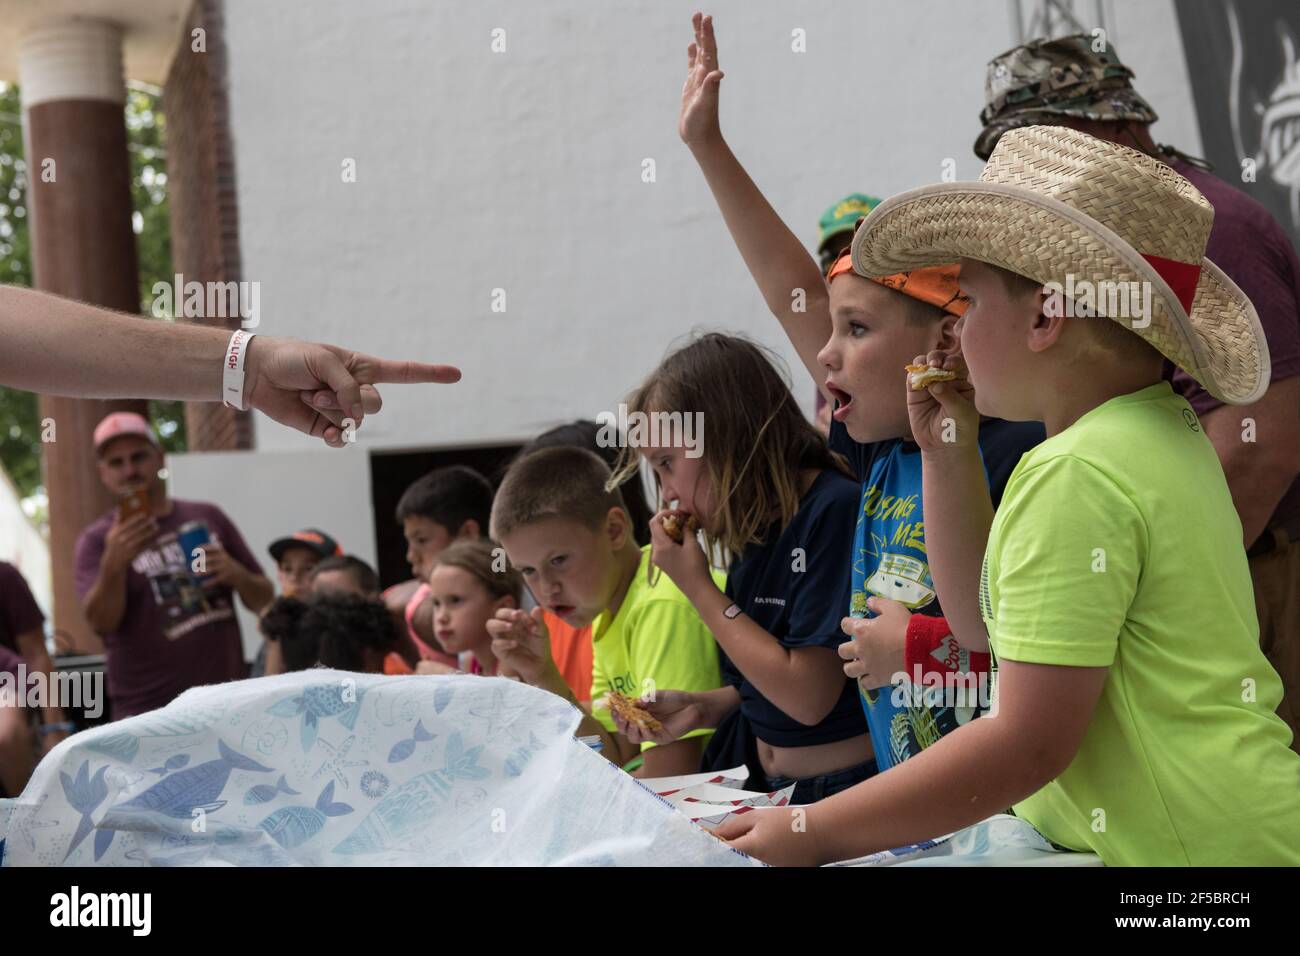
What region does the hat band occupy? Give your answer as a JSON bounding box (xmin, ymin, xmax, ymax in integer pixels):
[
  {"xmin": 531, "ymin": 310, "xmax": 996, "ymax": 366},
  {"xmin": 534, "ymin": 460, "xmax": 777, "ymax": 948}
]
[{"xmin": 1139, "ymin": 252, "xmax": 1200, "ymax": 315}]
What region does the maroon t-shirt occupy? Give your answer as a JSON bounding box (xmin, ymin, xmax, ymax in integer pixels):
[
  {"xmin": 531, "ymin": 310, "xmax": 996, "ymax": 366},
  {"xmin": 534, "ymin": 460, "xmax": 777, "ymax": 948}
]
[
  {"xmin": 73, "ymin": 499, "xmax": 261, "ymax": 719},
  {"xmin": 0, "ymin": 642, "xmax": 23, "ymax": 677},
  {"xmin": 0, "ymin": 560, "xmax": 45, "ymax": 654},
  {"xmin": 1168, "ymin": 160, "xmax": 1300, "ymax": 529}
]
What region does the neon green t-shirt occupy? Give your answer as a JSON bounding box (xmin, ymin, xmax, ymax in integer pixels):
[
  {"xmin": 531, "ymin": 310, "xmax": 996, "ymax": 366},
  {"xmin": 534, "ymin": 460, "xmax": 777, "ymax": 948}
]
[
  {"xmin": 589, "ymin": 546, "xmax": 723, "ymax": 752},
  {"xmin": 980, "ymin": 382, "xmax": 1300, "ymax": 866}
]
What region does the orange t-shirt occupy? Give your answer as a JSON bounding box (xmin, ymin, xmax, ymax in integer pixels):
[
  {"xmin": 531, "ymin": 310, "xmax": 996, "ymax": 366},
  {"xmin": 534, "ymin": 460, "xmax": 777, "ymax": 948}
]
[
  {"xmin": 383, "ymin": 652, "xmax": 413, "ymax": 675},
  {"xmin": 543, "ymin": 610, "xmax": 593, "ymax": 705}
]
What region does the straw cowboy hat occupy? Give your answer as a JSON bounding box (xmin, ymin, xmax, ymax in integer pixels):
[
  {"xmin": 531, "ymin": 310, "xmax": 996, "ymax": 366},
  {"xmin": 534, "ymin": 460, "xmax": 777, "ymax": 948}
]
[{"xmin": 851, "ymin": 125, "xmax": 1269, "ymax": 406}]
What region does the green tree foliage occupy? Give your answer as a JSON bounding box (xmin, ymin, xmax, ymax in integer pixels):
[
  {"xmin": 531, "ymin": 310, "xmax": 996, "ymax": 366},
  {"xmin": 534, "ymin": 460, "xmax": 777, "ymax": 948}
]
[{"xmin": 0, "ymin": 82, "xmax": 187, "ymax": 512}]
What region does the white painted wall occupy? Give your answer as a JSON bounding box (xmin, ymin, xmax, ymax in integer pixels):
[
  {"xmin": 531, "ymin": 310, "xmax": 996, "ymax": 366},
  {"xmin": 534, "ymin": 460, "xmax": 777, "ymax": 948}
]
[
  {"xmin": 220, "ymin": 0, "xmax": 1202, "ymax": 455},
  {"xmin": 166, "ymin": 448, "xmax": 376, "ymax": 659}
]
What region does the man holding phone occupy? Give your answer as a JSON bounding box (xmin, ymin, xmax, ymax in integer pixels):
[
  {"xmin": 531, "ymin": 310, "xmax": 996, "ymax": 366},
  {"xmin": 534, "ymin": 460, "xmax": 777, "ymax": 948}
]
[{"xmin": 74, "ymin": 412, "xmax": 273, "ymax": 720}]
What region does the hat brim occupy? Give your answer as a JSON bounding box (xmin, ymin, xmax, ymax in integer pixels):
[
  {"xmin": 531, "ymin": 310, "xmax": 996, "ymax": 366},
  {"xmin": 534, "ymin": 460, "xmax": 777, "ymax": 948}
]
[
  {"xmin": 95, "ymin": 431, "xmax": 161, "ymax": 455},
  {"xmin": 269, "ymin": 540, "xmax": 330, "ymax": 562},
  {"xmin": 851, "ymin": 181, "xmax": 1269, "ymax": 406},
  {"xmin": 975, "ymin": 87, "xmax": 1159, "ymax": 159}
]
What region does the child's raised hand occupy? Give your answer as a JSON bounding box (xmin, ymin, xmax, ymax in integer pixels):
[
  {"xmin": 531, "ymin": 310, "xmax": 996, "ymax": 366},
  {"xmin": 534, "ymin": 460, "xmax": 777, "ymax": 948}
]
[
  {"xmin": 486, "ymin": 606, "xmax": 551, "ymax": 685},
  {"xmin": 905, "ymin": 349, "xmax": 979, "ymax": 454},
  {"xmin": 649, "ymin": 507, "xmax": 712, "ymax": 596},
  {"xmin": 679, "ymin": 12, "xmax": 724, "ymax": 148},
  {"xmin": 837, "ymin": 597, "xmax": 911, "ymax": 688}
]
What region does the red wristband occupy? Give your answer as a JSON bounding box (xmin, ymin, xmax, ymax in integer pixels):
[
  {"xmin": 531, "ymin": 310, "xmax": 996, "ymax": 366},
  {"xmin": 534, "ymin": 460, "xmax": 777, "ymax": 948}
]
[{"xmin": 905, "ymin": 614, "xmax": 990, "ymax": 679}]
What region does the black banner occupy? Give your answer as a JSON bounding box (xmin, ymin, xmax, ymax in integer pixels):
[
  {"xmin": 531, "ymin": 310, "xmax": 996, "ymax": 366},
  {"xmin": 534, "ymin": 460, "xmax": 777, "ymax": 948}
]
[{"xmin": 1176, "ymin": 0, "xmax": 1300, "ymax": 248}]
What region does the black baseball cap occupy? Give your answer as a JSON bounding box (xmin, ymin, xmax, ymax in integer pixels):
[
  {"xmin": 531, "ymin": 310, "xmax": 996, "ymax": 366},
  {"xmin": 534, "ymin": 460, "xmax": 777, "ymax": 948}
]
[{"xmin": 269, "ymin": 528, "xmax": 343, "ymax": 562}]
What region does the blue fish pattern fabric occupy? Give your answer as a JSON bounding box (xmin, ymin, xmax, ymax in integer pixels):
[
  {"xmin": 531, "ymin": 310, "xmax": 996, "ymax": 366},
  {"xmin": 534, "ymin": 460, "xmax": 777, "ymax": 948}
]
[
  {"xmin": 386, "ymin": 719, "xmax": 435, "ymax": 764},
  {"xmin": 0, "ymin": 672, "xmax": 754, "ymax": 866},
  {"xmin": 244, "ymin": 775, "xmax": 301, "ymax": 806}
]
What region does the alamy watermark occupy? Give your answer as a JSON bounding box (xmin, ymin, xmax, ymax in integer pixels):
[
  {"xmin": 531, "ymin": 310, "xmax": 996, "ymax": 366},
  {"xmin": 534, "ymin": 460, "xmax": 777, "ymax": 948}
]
[
  {"xmin": 595, "ymin": 404, "xmax": 704, "ymax": 458},
  {"xmin": 0, "ymin": 664, "xmax": 103, "ymax": 719},
  {"xmin": 49, "ymin": 886, "xmax": 150, "ymax": 935},
  {"xmin": 1043, "ymin": 275, "xmax": 1153, "ymax": 329},
  {"xmin": 151, "ymin": 274, "xmax": 261, "ymax": 328},
  {"xmin": 888, "ymin": 666, "xmax": 993, "ymax": 712}
]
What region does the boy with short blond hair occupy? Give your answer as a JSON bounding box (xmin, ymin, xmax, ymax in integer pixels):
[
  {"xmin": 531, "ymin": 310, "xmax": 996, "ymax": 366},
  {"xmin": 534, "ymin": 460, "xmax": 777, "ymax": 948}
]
[
  {"xmin": 487, "ymin": 446, "xmax": 722, "ymax": 777},
  {"xmin": 721, "ymin": 125, "xmax": 1300, "ymax": 866}
]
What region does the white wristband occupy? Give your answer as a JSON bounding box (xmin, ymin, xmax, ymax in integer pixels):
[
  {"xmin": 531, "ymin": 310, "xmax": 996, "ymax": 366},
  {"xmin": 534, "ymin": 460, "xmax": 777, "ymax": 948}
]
[{"xmin": 222, "ymin": 330, "xmax": 256, "ymax": 410}]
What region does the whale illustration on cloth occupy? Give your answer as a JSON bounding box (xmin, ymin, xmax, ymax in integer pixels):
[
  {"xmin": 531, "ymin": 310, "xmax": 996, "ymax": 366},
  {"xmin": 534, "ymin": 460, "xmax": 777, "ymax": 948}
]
[{"xmin": 105, "ymin": 739, "xmax": 272, "ymax": 823}]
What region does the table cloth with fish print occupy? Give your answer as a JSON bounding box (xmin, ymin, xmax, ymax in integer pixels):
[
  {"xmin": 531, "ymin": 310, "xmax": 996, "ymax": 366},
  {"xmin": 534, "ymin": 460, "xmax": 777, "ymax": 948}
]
[{"xmin": 0, "ymin": 671, "xmax": 755, "ymax": 866}]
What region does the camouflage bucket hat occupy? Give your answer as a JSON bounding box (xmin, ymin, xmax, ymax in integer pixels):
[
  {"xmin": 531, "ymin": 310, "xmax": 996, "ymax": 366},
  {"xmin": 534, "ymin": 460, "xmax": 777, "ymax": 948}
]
[{"xmin": 974, "ymin": 34, "xmax": 1158, "ymax": 159}]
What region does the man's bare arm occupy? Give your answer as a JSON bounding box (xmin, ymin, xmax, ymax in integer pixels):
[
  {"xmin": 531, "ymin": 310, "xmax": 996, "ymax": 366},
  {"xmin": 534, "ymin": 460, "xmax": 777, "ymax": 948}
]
[
  {"xmin": 0, "ymin": 285, "xmax": 460, "ymax": 447},
  {"xmin": 1200, "ymin": 376, "xmax": 1300, "ymax": 547}
]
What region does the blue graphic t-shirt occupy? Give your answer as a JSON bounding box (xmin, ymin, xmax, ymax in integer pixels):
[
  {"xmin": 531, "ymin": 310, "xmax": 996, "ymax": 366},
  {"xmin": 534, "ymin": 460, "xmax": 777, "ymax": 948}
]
[
  {"xmin": 850, "ymin": 446, "xmax": 934, "ymax": 616},
  {"xmin": 828, "ymin": 417, "xmax": 1044, "ymax": 769}
]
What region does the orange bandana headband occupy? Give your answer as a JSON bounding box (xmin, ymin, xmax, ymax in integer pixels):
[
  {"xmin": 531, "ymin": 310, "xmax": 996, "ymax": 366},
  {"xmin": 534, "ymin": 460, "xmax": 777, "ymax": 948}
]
[{"xmin": 827, "ymin": 251, "xmax": 970, "ymax": 317}]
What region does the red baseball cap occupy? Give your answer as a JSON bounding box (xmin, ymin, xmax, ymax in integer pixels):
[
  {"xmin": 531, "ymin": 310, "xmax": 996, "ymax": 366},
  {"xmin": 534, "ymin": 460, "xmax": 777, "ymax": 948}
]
[{"xmin": 93, "ymin": 412, "xmax": 161, "ymax": 456}]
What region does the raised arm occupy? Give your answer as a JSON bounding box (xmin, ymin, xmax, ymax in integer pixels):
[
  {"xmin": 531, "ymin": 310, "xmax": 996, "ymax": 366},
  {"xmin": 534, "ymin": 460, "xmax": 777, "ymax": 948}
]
[
  {"xmin": 908, "ymin": 351, "xmax": 992, "ymax": 651},
  {"xmin": 680, "ymin": 13, "xmax": 831, "ymax": 395}
]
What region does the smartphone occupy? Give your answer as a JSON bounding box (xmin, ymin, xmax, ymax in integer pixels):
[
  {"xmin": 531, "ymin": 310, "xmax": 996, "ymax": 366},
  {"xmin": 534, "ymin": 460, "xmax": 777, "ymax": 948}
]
[{"xmin": 118, "ymin": 487, "xmax": 151, "ymax": 521}]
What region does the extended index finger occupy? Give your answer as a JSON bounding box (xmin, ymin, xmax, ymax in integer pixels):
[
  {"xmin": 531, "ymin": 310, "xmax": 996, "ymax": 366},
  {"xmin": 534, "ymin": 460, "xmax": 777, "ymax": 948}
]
[{"xmin": 355, "ymin": 357, "xmax": 462, "ymax": 385}]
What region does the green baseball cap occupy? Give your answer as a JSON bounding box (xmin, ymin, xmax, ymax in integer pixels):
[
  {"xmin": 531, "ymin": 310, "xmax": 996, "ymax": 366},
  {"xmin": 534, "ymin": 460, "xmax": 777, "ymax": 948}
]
[
  {"xmin": 817, "ymin": 193, "xmax": 883, "ymax": 252},
  {"xmin": 974, "ymin": 33, "xmax": 1158, "ymax": 160}
]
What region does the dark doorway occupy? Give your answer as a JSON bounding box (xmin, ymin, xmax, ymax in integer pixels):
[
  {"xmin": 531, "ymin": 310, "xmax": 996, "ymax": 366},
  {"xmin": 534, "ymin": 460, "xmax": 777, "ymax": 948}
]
[{"xmin": 368, "ymin": 444, "xmax": 523, "ymax": 589}]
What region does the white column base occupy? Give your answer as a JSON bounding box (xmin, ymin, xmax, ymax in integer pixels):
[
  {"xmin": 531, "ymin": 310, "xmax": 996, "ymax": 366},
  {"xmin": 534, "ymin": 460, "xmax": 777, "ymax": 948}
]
[{"xmin": 18, "ymin": 18, "xmax": 125, "ymax": 107}]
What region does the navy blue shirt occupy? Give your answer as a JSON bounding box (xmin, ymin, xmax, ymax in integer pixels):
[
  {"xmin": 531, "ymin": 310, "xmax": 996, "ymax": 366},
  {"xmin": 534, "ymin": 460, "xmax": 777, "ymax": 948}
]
[{"xmin": 721, "ymin": 467, "xmax": 868, "ymax": 748}]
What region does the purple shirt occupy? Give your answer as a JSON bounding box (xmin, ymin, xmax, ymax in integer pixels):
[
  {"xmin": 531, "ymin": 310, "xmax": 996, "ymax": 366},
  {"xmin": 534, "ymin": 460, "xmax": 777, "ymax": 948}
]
[
  {"xmin": 1168, "ymin": 160, "xmax": 1300, "ymax": 528},
  {"xmin": 74, "ymin": 499, "xmax": 262, "ymax": 719},
  {"xmin": 0, "ymin": 560, "xmax": 45, "ymax": 654},
  {"xmin": 0, "ymin": 642, "xmax": 22, "ymax": 677}
]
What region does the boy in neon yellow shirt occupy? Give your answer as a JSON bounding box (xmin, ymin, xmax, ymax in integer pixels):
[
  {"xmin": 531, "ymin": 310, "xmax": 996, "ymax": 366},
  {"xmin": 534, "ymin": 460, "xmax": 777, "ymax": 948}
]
[
  {"xmin": 721, "ymin": 125, "xmax": 1300, "ymax": 866},
  {"xmin": 487, "ymin": 446, "xmax": 721, "ymax": 776}
]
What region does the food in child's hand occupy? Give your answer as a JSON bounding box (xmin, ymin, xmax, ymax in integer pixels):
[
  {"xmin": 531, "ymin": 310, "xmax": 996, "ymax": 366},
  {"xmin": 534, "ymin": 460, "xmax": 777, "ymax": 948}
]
[
  {"xmin": 598, "ymin": 691, "xmax": 664, "ymax": 733},
  {"xmin": 661, "ymin": 513, "xmax": 699, "ymax": 544},
  {"xmin": 905, "ymin": 363, "xmax": 958, "ymax": 390}
]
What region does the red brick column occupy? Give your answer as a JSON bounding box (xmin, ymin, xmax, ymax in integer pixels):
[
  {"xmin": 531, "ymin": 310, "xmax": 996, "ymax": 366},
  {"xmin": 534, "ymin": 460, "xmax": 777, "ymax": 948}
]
[{"xmin": 166, "ymin": 0, "xmax": 252, "ymax": 452}]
